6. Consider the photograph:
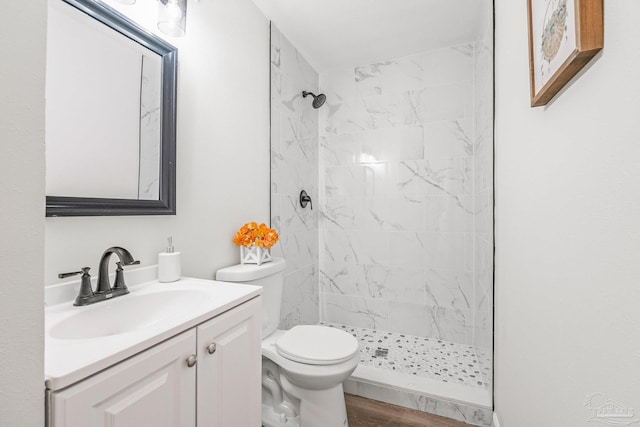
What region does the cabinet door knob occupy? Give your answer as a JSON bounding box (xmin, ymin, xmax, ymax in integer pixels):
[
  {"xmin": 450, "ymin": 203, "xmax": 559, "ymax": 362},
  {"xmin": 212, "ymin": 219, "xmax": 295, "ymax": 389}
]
[
  {"xmin": 207, "ymin": 343, "xmax": 217, "ymax": 354},
  {"xmin": 186, "ymin": 354, "xmax": 197, "ymax": 367}
]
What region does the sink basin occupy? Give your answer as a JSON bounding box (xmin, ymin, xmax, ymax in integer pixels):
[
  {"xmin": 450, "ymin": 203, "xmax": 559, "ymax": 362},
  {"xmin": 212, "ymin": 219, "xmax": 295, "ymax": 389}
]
[{"xmin": 49, "ymin": 289, "xmax": 213, "ymax": 340}]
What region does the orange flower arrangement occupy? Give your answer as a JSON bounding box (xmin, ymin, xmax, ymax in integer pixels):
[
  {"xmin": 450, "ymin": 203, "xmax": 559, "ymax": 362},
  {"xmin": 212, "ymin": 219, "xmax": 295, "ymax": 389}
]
[{"xmin": 233, "ymin": 222, "xmax": 279, "ymax": 249}]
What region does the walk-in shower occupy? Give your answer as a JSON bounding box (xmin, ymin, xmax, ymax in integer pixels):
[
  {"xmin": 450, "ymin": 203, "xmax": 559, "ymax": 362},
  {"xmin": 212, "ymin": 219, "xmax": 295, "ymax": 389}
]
[
  {"xmin": 270, "ymin": 0, "xmax": 493, "ymax": 422},
  {"xmin": 317, "ymin": 34, "xmax": 494, "ymax": 421}
]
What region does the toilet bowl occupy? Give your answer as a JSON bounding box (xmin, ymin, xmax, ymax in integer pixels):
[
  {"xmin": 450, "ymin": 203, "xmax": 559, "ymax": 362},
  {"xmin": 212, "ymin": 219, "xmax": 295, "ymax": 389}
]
[
  {"xmin": 261, "ymin": 328, "xmax": 359, "ymax": 427},
  {"xmin": 216, "ymin": 258, "xmax": 360, "ymax": 427}
]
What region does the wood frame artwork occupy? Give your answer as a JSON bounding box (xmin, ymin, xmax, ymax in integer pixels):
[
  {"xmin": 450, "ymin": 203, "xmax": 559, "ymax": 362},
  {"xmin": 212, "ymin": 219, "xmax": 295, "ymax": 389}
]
[{"xmin": 527, "ymin": 0, "xmax": 603, "ymax": 107}]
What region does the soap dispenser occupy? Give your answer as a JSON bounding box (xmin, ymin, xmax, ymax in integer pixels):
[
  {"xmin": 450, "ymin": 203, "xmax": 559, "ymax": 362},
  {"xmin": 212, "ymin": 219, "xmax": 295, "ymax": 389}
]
[{"xmin": 158, "ymin": 237, "xmax": 181, "ymax": 283}]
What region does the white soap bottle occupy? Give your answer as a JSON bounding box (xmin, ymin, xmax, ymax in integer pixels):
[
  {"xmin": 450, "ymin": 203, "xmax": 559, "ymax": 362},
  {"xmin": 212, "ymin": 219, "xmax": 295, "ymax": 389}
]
[{"xmin": 158, "ymin": 237, "xmax": 181, "ymax": 283}]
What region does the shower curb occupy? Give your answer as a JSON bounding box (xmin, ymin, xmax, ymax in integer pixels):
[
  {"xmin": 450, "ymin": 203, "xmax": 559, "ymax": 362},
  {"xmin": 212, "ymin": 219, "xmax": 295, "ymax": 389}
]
[{"xmin": 344, "ymin": 378, "xmax": 493, "ymax": 427}]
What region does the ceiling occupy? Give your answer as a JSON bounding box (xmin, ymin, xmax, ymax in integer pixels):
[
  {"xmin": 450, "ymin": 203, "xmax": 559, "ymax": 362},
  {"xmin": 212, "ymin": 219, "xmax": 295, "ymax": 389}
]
[{"xmin": 251, "ymin": 0, "xmax": 491, "ymax": 72}]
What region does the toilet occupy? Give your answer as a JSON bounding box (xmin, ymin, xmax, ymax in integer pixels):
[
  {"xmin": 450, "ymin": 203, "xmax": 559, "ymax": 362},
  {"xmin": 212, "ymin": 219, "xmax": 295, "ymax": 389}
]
[{"xmin": 216, "ymin": 258, "xmax": 359, "ymax": 427}]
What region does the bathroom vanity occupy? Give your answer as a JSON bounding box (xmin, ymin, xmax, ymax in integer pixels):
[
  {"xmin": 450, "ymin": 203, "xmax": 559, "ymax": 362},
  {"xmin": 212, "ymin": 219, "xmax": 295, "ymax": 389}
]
[{"xmin": 45, "ymin": 271, "xmax": 262, "ymax": 427}]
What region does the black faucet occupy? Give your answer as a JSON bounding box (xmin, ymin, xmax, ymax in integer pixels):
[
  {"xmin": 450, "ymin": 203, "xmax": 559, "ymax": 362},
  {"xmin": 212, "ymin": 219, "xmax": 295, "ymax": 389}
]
[
  {"xmin": 59, "ymin": 247, "xmax": 140, "ymax": 306},
  {"xmin": 97, "ymin": 246, "xmax": 140, "ymax": 294}
]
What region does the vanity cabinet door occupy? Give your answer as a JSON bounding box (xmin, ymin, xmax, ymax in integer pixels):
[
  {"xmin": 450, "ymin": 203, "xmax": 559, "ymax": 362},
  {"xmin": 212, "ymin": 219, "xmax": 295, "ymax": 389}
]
[
  {"xmin": 197, "ymin": 297, "xmax": 261, "ymax": 427},
  {"xmin": 48, "ymin": 330, "xmax": 197, "ymax": 427}
]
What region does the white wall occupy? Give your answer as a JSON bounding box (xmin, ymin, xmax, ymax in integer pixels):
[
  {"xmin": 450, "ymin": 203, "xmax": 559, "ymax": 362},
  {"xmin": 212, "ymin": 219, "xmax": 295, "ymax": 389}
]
[
  {"xmin": 270, "ymin": 25, "xmax": 320, "ymax": 329},
  {"xmin": 495, "ymin": 1, "xmax": 640, "ymax": 426},
  {"xmin": 45, "ymin": 0, "xmax": 270, "ymax": 284},
  {"xmin": 0, "ymin": 1, "xmax": 46, "ymax": 425}
]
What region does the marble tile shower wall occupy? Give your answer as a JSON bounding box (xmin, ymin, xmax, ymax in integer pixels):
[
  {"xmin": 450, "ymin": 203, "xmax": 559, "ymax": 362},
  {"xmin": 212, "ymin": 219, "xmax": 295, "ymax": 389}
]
[
  {"xmin": 270, "ymin": 25, "xmax": 320, "ymax": 329},
  {"xmin": 473, "ymin": 32, "xmax": 494, "ymax": 351},
  {"xmin": 319, "ymin": 43, "xmax": 491, "ymax": 346}
]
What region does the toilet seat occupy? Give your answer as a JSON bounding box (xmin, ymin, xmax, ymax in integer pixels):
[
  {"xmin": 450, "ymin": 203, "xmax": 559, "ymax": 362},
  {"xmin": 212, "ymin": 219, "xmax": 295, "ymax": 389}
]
[
  {"xmin": 262, "ymin": 329, "xmax": 360, "ymax": 391},
  {"xmin": 276, "ymin": 325, "xmax": 359, "ymax": 365}
]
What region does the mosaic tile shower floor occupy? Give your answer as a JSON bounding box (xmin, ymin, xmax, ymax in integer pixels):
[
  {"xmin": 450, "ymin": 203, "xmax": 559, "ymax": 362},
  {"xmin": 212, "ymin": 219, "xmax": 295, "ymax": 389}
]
[{"xmin": 323, "ymin": 322, "xmax": 492, "ymax": 390}]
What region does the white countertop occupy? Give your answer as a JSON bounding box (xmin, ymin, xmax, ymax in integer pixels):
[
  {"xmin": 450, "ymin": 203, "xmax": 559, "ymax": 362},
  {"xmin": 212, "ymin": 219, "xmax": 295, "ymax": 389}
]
[{"xmin": 45, "ymin": 276, "xmax": 261, "ymax": 391}]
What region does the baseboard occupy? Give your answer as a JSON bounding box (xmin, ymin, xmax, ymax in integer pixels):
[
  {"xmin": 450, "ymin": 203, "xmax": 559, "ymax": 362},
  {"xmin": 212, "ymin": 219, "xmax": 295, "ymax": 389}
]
[{"xmin": 493, "ymin": 412, "xmax": 501, "ymax": 427}]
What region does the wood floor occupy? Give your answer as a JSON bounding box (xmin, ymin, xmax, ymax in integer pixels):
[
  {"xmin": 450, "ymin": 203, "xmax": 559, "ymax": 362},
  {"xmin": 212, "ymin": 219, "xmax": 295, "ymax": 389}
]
[{"xmin": 346, "ymin": 394, "xmax": 471, "ymax": 427}]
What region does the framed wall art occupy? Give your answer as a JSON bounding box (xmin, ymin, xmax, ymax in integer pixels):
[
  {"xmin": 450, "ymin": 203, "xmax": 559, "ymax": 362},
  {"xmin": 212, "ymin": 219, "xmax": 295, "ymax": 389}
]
[{"xmin": 527, "ymin": 0, "xmax": 603, "ymax": 107}]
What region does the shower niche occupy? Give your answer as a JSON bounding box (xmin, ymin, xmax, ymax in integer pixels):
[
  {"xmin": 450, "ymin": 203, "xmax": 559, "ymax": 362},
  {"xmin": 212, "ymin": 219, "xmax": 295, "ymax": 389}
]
[{"xmin": 268, "ymin": 3, "xmax": 493, "ymax": 424}]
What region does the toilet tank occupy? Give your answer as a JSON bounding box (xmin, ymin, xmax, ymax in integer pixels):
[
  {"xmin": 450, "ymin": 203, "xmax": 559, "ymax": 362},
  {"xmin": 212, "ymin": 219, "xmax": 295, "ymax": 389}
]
[{"xmin": 216, "ymin": 257, "xmax": 286, "ymax": 338}]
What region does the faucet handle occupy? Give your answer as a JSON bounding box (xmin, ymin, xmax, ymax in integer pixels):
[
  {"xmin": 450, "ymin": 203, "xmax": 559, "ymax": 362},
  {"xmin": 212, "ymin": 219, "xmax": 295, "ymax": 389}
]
[
  {"xmin": 113, "ymin": 262, "xmax": 133, "ymax": 292},
  {"xmin": 59, "ymin": 267, "xmax": 96, "ymax": 306},
  {"xmin": 59, "ymin": 266, "xmax": 91, "ymax": 279}
]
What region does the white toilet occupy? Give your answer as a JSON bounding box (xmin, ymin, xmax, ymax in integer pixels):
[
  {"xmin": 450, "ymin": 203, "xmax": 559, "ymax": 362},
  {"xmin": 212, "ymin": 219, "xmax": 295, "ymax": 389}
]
[{"xmin": 216, "ymin": 258, "xmax": 359, "ymax": 427}]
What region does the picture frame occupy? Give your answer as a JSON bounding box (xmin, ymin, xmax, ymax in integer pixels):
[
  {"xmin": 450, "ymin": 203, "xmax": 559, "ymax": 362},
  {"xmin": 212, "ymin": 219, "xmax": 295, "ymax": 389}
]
[{"xmin": 527, "ymin": 0, "xmax": 603, "ymax": 107}]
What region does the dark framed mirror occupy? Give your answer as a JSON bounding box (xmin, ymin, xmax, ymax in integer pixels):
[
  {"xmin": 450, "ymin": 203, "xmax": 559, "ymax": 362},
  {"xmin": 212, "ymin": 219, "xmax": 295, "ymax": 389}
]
[{"xmin": 46, "ymin": 0, "xmax": 177, "ymax": 217}]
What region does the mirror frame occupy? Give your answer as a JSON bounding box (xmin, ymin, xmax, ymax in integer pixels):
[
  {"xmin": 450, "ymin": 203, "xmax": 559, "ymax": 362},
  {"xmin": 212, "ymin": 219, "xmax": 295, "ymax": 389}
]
[{"xmin": 46, "ymin": 0, "xmax": 177, "ymax": 217}]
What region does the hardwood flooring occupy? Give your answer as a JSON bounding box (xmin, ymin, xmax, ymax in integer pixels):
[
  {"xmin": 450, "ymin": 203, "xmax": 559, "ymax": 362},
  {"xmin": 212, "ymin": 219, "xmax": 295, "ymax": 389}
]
[{"xmin": 345, "ymin": 394, "xmax": 471, "ymax": 427}]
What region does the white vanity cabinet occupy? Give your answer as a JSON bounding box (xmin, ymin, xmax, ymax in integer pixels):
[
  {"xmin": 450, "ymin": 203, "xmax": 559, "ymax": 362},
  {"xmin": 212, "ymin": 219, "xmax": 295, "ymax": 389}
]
[
  {"xmin": 47, "ymin": 297, "xmax": 261, "ymax": 427},
  {"xmin": 197, "ymin": 295, "xmax": 261, "ymax": 426},
  {"xmin": 47, "ymin": 329, "xmax": 197, "ymax": 427}
]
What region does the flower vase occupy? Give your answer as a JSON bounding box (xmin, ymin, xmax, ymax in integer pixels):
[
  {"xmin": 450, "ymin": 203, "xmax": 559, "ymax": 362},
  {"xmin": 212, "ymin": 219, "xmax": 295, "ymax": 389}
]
[{"xmin": 240, "ymin": 245, "xmax": 272, "ymax": 266}]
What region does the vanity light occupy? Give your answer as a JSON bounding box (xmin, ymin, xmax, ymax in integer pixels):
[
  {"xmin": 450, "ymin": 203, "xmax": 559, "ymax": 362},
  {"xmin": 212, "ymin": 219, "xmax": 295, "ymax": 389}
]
[{"xmin": 158, "ymin": 0, "xmax": 187, "ymax": 37}]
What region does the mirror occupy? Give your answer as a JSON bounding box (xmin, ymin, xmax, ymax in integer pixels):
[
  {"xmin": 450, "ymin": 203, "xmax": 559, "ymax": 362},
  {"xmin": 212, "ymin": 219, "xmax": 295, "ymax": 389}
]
[{"xmin": 46, "ymin": 0, "xmax": 177, "ymax": 216}]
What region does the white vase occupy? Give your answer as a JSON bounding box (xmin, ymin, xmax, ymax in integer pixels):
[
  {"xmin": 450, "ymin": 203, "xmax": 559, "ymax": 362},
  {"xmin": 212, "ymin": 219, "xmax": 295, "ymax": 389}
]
[{"xmin": 240, "ymin": 245, "xmax": 272, "ymax": 266}]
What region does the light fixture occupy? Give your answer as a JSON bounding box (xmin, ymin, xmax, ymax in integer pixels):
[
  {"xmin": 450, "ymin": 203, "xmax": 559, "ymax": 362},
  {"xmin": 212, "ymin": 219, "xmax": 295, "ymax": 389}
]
[{"xmin": 158, "ymin": 0, "xmax": 187, "ymax": 37}]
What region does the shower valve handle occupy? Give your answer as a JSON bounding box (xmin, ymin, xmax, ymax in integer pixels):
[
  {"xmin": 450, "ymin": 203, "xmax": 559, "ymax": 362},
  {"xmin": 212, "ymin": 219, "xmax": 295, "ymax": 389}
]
[{"xmin": 300, "ymin": 190, "xmax": 313, "ymax": 210}]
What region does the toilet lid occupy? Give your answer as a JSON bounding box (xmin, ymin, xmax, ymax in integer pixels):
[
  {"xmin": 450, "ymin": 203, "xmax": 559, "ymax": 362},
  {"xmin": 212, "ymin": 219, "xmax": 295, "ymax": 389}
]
[{"xmin": 276, "ymin": 325, "xmax": 359, "ymax": 365}]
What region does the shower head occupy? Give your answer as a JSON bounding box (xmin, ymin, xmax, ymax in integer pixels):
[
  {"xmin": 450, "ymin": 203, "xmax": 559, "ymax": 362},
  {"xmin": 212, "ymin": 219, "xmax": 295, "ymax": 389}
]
[{"xmin": 302, "ymin": 91, "xmax": 326, "ymax": 109}]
